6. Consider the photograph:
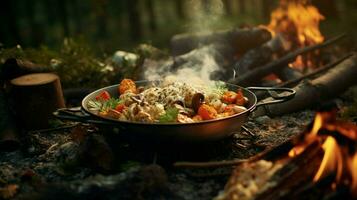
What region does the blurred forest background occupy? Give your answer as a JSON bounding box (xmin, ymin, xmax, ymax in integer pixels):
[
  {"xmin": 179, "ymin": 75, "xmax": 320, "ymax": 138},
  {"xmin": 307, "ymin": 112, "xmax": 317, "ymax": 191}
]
[
  {"xmin": 1, "ymin": 0, "xmax": 356, "ymax": 53},
  {"xmin": 0, "ymin": 0, "xmax": 356, "ymax": 89}
]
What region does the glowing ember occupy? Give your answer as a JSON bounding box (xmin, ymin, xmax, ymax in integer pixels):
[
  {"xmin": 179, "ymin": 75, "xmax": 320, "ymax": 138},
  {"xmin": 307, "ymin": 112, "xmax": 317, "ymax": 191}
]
[{"xmin": 266, "ymin": 0, "xmax": 325, "ymax": 69}]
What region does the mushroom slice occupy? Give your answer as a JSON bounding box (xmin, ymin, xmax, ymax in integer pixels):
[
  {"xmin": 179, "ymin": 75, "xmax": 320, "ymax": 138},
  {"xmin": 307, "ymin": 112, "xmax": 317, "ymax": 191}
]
[{"xmin": 191, "ymin": 93, "xmax": 205, "ymax": 113}]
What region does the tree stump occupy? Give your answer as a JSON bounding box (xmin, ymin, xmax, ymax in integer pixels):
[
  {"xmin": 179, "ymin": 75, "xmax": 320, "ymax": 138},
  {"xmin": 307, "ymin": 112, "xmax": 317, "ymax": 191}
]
[{"xmin": 10, "ymin": 73, "xmax": 65, "ymax": 130}]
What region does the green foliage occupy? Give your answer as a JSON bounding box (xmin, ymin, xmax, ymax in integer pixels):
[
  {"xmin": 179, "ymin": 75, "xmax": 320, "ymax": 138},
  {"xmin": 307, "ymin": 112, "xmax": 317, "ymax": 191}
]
[
  {"xmin": 0, "ymin": 38, "xmax": 120, "ymax": 88},
  {"xmin": 159, "ymin": 107, "xmax": 179, "ymax": 123}
]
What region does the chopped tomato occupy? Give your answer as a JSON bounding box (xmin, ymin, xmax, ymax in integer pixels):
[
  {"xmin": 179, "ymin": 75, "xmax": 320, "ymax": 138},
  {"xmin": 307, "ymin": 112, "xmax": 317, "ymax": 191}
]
[
  {"xmin": 236, "ymin": 89, "xmax": 246, "ymax": 106},
  {"xmin": 198, "ymin": 104, "xmax": 217, "ymax": 120},
  {"xmin": 115, "ymin": 104, "xmax": 125, "ymax": 112},
  {"xmin": 221, "ymin": 91, "xmax": 237, "ymax": 104},
  {"xmin": 95, "ymin": 90, "xmax": 111, "ymax": 101},
  {"xmin": 119, "ymin": 79, "xmax": 136, "ymax": 94}
]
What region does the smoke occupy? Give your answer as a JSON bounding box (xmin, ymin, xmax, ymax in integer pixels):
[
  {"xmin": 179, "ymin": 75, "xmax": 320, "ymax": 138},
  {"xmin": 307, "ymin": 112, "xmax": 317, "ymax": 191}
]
[
  {"xmin": 143, "ymin": 0, "xmax": 225, "ymax": 85},
  {"xmin": 186, "ymin": 0, "xmax": 224, "ymax": 32},
  {"xmin": 144, "ymin": 45, "xmax": 222, "ymax": 86}
]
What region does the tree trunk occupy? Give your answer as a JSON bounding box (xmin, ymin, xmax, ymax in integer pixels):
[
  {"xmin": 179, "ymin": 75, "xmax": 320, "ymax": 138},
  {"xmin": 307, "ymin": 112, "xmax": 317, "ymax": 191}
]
[
  {"xmin": 238, "ymin": 0, "xmax": 246, "ymax": 14},
  {"xmin": 57, "ymin": 0, "xmax": 70, "ymax": 37},
  {"xmin": 145, "ymin": 0, "xmax": 157, "ymax": 32},
  {"xmin": 0, "ymin": 0, "xmax": 21, "ymax": 46},
  {"xmin": 126, "ymin": 0, "xmax": 142, "ymax": 40},
  {"xmin": 222, "ymin": 0, "xmax": 233, "ymax": 16},
  {"xmin": 174, "ymin": 0, "xmax": 186, "ymax": 19}
]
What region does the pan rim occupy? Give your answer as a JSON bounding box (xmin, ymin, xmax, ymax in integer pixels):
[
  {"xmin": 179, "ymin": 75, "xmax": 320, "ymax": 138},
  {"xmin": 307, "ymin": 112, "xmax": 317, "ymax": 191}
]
[{"xmin": 81, "ymin": 80, "xmax": 257, "ymax": 126}]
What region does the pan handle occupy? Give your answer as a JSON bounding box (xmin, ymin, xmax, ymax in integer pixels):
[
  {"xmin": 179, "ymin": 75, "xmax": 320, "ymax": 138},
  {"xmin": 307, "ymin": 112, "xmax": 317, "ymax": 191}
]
[
  {"xmin": 246, "ymin": 87, "xmax": 296, "ymax": 107},
  {"xmin": 53, "ymin": 107, "xmax": 117, "ymax": 126}
]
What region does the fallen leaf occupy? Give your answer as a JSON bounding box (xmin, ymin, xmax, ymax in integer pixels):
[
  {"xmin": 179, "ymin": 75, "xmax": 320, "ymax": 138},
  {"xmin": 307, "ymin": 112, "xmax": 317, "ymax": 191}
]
[{"xmin": 0, "ymin": 184, "xmax": 19, "ymax": 199}]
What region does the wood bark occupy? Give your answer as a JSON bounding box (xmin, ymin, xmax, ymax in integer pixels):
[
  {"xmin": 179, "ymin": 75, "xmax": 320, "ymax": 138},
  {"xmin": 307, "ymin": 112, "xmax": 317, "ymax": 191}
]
[
  {"xmin": 10, "ymin": 73, "xmax": 65, "ymax": 130},
  {"xmin": 234, "ymin": 36, "xmax": 285, "ymax": 75},
  {"xmin": 275, "ymin": 66, "xmax": 303, "ymax": 82},
  {"xmin": 254, "ymin": 54, "xmax": 357, "ymax": 117},
  {"xmin": 171, "ymin": 27, "xmax": 272, "ymax": 56},
  {"xmin": 230, "ymin": 34, "xmax": 346, "ymax": 86}
]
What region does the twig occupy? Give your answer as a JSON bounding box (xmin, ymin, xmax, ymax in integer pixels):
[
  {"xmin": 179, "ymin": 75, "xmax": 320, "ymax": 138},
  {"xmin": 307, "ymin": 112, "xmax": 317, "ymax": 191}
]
[
  {"xmin": 230, "ymin": 33, "xmax": 347, "ymax": 86},
  {"xmin": 28, "ymin": 123, "xmax": 79, "ymax": 134},
  {"xmin": 241, "ymin": 125, "xmax": 255, "ymax": 136},
  {"xmin": 278, "ymin": 53, "xmax": 354, "ymax": 87},
  {"xmin": 173, "ymin": 159, "xmax": 247, "ymax": 169}
]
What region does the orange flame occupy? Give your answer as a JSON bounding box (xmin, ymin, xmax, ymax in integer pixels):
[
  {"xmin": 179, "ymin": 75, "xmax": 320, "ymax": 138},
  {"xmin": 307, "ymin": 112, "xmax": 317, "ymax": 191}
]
[
  {"xmin": 313, "ymin": 136, "xmax": 343, "ymax": 183},
  {"xmin": 288, "ymin": 112, "xmax": 357, "ymax": 196},
  {"xmin": 267, "ymin": 0, "xmax": 325, "ymax": 69}
]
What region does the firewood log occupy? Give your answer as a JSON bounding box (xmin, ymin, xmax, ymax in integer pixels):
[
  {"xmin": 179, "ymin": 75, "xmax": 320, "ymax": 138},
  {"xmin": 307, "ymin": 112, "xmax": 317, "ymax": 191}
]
[
  {"xmin": 234, "ymin": 35, "xmax": 286, "ymax": 75},
  {"xmin": 170, "ymin": 27, "xmax": 272, "ymax": 56},
  {"xmin": 9, "ymin": 73, "xmax": 65, "ymax": 130},
  {"xmin": 254, "ymin": 54, "xmax": 357, "ymax": 117},
  {"xmin": 230, "ymin": 34, "xmax": 346, "ymax": 86}
]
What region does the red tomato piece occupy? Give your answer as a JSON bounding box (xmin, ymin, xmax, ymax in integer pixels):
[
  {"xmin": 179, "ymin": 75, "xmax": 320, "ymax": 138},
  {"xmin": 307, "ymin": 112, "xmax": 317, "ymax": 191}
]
[
  {"xmin": 236, "ymin": 89, "xmax": 246, "ymax": 106},
  {"xmin": 221, "ymin": 91, "xmax": 237, "ymax": 104},
  {"xmin": 198, "ymin": 104, "xmax": 218, "ymax": 120},
  {"xmin": 115, "ymin": 104, "xmax": 125, "ymax": 112},
  {"xmin": 95, "ymin": 90, "xmax": 111, "ymax": 101}
]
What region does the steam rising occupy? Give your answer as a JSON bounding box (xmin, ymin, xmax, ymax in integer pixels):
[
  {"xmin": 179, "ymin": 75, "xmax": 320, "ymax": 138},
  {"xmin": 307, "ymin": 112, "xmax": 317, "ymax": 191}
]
[
  {"xmin": 144, "ymin": 46, "xmax": 222, "ymax": 86},
  {"xmin": 144, "ymin": 0, "xmax": 225, "ymax": 86}
]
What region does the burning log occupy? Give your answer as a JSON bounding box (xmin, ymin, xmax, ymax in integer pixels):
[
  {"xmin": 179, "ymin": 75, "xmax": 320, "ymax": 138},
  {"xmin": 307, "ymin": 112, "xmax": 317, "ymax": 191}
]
[
  {"xmin": 170, "ymin": 27, "xmax": 272, "ymax": 56},
  {"xmin": 234, "ymin": 35, "xmax": 286, "ymax": 75},
  {"xmin": 275, "ymin": 66, "xmax": 303, "ymax": 82},
  {"xmin": 278, "ymin": 53, "xmax": 353, "ymax": 87},
  {"xmin": 9, "ymin": 73, "xmax": 65, "ymax": 130},
  {"xmin": 217, "ymin": 112, "xmax": 357, "ymax": 200},
  {"xmin": 255, "ymin": 53, "xmax": 357, "ymax": 117},
  {"xmin": 230, "ymin": 34, "xmax": 347, "ymax": 86}
]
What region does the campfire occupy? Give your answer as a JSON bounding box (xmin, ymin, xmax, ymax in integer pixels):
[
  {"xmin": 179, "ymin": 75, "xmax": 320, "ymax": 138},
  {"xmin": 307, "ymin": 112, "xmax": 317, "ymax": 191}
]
[
  {"xmin": 265, "ymin": 0, "xmax": 325, "ymax": 70},
  {"xmin": 216, "ymin": 110, "xmax": 357, "ymax": 200}
]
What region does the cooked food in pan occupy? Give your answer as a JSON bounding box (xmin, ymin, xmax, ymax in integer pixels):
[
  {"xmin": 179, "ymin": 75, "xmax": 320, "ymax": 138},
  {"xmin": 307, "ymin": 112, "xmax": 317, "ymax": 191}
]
[{"xmin": 87, "ymin": 78, "xmax": 249, "ymax": 123}]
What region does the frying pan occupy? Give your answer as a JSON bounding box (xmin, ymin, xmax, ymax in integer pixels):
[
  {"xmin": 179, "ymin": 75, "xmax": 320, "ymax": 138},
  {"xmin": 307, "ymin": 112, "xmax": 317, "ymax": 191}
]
[{"xmin": 54, "ymin": 80, "xmax": 295, "ymax": 141}]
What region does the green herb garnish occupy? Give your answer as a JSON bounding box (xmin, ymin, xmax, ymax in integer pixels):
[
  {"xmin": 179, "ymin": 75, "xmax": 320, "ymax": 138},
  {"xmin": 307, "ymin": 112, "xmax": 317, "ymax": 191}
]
[
  {"xmin": 101, "ymin": 98, "xmax": 123, "ymax": 111},
  {"xmin": 159, "ymin": 108, "xmax": 179, "ymax": 123},
  {"xmin": 208, "ymin": 81, "xmax": 228, "ymax": 96}
]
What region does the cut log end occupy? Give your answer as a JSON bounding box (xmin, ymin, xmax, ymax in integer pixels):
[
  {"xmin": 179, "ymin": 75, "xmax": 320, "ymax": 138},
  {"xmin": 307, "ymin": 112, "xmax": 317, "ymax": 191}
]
[
  {"xmin": 10, "ymin": 73, "xmax": 59, "ymax": 86},
  {"xmin": 10, "ymin": 73, "xmax": 65, "ymax": 130}
]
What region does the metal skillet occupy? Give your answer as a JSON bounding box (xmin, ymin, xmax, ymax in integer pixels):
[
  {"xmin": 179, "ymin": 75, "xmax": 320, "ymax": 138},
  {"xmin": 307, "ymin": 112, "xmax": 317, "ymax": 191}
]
[{"xmin": 54, "ymin": 80, "xmax": 295, "ymax": 141}]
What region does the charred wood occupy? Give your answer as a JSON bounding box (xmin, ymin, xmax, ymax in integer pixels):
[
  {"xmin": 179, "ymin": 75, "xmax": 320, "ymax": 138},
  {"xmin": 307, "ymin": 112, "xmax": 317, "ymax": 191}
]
[
  {"xmin": 278, "ymin": 53, "xmax": 353, "ymax": 88},
  {"xmin": 234, "ymin": 35, "xmax": 286, "ymax": 75},
  {"xmin": 170, "ymin": 27, "xmax": 272, "ymax": 56},
  {"xmin": 275, "ymin": 66, "xmax": 303, "ymax": 82},
  {"xmin": 255, "ymin": 53, "xmax": 357, "ymax": 117},
  {"xmin": 230, "ymin": 34, "xmax": 347, "ymax": 86}
]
